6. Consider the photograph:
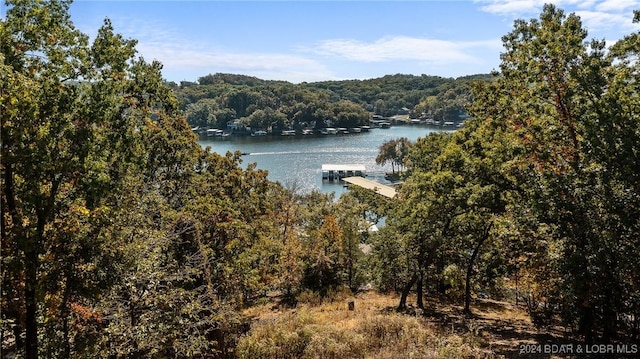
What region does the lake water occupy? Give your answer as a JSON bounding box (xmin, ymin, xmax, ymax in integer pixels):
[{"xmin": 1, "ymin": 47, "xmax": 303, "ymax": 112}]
[{"xmin": 199, "ymin": 126, "xmax": 449, "ymax": 196}]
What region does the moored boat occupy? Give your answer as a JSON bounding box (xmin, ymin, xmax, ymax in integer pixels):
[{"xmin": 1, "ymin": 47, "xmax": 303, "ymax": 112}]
[{"xmin": 206, "ymin": 129, "xmax": 224, "ymax": 137}]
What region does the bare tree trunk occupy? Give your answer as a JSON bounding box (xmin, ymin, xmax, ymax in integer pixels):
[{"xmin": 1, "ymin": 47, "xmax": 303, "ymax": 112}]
[
  {"xmin": 464, "ymin": 222, "xmax": 493, "ymax": 315},
  {"xmin": 2, "ymin": 162, "xmax": 27, "ymax": 356},
  {"xmin": 62, "ymin": 280, "xmax": 73, "ymax": 359},
  {"xmin": 397, "ymin": 273, "xmax": 418, "ymax": 311},
  {"xmin": 515, "ymin": 271, "xmax": 519, "ymax": 307},
  {"xmin": 25, "ymin": 246, "xmax": 38, "ymax": 359},
  {"xmin": 417, "ymin": 271, "xmax": 424, "ymax": 309},
  {"xmin": 579, "ymin": 304, "xmax": 594, "ymax": 344}
]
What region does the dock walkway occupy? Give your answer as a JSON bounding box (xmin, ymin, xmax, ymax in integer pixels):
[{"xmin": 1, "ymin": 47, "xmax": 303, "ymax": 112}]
[{"xmin": 342, "ymin": 176, "xmax": 397, "ymax": 199}]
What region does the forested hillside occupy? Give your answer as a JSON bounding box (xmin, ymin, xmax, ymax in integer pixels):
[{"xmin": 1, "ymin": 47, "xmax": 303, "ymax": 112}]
[
  {"xmin": 172, "ymin": 72, "xmax": 484, "ymax": 132},
  {"xmin": 3, "ymin": 1, "xmax": 640, "ymax": 358}
]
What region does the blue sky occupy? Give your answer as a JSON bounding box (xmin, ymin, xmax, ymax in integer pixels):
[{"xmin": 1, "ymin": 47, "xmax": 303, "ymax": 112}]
[{"xmin": 6, "ymin": 1, "xmax": 640, "ymax": 83}]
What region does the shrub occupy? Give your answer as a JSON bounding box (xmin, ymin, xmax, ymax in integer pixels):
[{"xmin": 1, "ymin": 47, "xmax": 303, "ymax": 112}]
[
  {"xmin": 325, "ymin": 286, "xmax": 353, "ymax": 302},
  {"xmin": 296, "ymin": 290, "xmax": 323, "ymax": 306},
  {"xmin": 302, "ymin": 325, "xmax": 366, "ymax": 359},
  {"xmin": 235, "ymin": 313, "xmax": 314, "ymax": 359},
  {"xmin": 357, "ymin": 314, "xmax": 429, "ymax": 353}
]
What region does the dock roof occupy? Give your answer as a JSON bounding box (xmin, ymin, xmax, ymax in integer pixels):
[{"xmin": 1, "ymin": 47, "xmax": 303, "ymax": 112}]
[
  {"xmin": 342, "ymin": 176, "xmax": 397, "ymax": 199},
  {"xmin": 321, "ymin": 164, "xmax": 366, "ymax": 172}
]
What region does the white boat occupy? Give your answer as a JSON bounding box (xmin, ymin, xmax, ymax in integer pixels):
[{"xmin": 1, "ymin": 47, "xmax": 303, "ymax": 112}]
[
  {"xmin": 324, "ymin": 128, "xmax": 338, "ymax": 135},
  {"xmin": 251, "ymin": 130, "xmax": 267, "ymax": 136},
  {"xmin": 302, "ymin": 129, "xmax": 314, "ymax": 135},
  {"xmin": 281, "ymin": 129, "xmax": 296, "ymax": 136},
  {"xmin": 206, "ymin": 129, "xmax": 223, "ymax": 137}
]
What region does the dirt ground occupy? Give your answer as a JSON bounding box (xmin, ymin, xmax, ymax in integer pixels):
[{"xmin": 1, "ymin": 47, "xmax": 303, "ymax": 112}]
[{"xmin": 409, "ymin": 295, "xmax": 586, "ymax": 359}]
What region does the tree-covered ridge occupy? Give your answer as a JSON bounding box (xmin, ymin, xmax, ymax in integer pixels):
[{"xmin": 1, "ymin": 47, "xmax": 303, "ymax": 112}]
[{"xmin": 173, "ymin": 72, "xmax": 485, "ymax": 131}]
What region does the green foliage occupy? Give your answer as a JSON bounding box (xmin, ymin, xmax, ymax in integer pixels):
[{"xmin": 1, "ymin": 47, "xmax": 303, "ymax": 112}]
[
  {"xmin": 376, "ymin": 137, "xmax": 413, "ymax": 175},
  {"xmin": 175, "ymin": 73, "xmax": 483, "ymax": 130},
  {"xmin": 367, "ymin": 227, "xmax": 410, "ymax": 293},
  {"xmin": 342, "ymin": 185, "xmax": 394, "ymax": 226},
  {"xmin": 477, "ymin": 4, "xmax": 640, "ymax": 341},
  {"xmin": 309, "ymin": 73, "xmax": 463, "ymax": 117},
  {"xmin": 302, "ymin": 213, "xmax": 344, "ymax": 294},
  {"xmin": 1, "ymin": 0, "xmax": 197, "ymax": 356},
  {"xmin": 442, "ymin": 264, "xmax": 465, "ymax": 297},
  {"xmin": 184, "ymin": 98, "xmax": 219, "ymax": 128},
  {"xmin": 6, "ymin": 0, "xmax": 640, "ymax": 356},
  {"xmin": 380, "ymin": 112, "xmax": 514, "ymax": 311},
  {"xmin": 2, "ymin": 1, "xmax": 285, "ymax": 357}
]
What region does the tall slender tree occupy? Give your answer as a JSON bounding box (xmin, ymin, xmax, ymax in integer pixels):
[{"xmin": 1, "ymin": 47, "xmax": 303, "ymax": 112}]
[
  {"xmin": 467, "ymin": 4, "xmax": 640, "ymax": 341},
  {"xmin": 1, "ymin": 0, "xmax": 199, "ymax": 356}
]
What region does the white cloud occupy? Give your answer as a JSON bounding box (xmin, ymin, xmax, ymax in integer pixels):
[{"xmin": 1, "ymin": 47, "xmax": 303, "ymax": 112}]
[
  {"xmin": 574, "ymin": 10, "xmax": 639, "ymax": 34},
  {"xmin": 576, "ymin": 0, "xmax": 598, "ymax": 10},
  {"xmin": 78, "ymin": 16, "xmax": 335, "ymax": 83},
  {"xmin": 474, "ymin": 0, "xmax": 640, "ymax": 43},
  {"xmin": 310, "ymin": 36, "xmax": 501, "ymax": 65},
  {"xmin": 134, "ymin": 41, "xmax": 334, "ymax": 83},
  {"xmin": 475, "ymin": 0, "xmax": 639, "ymax": 17},
  {"xmin": 474, "ymin": 0, "xmax": 547, "ymax": 16},
  {"xmin": 596, "ymin": 0, "xmax": 640, "ymax": 12}
]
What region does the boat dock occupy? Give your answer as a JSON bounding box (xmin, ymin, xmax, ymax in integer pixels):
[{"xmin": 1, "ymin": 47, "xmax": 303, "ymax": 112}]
[
  {"xmin": 342, "ymin": 176, "xmax": 397, "ymax": 199},
  {"xmin": 322, "ymin": 164, "xmax": 366, "ymax": 181}
]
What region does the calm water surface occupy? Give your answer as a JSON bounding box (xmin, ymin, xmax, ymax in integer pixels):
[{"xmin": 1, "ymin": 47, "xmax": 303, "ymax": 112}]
[{"xmin": 199, "ymin": 126, "xmax": 449, "ymax": 196}]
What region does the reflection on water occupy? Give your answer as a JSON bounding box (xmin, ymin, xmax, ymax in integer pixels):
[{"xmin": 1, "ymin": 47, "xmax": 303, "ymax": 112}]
[{"xmin": 199, "ymin": 126, "xmax": 449, "ymax": 196}]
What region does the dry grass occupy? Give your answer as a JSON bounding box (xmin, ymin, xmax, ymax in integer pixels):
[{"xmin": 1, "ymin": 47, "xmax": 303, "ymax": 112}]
[{"xmin": 237, "ymin": 291, "xmax": 511, "ymax": 359}]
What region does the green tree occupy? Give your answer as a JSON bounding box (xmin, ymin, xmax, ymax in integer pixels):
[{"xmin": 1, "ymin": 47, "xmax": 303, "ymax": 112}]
[
  {"xmin": 387, "ymin": 77, "xmax": 517, "ymax": 313},
  {"xmin": 184, "ymin": 98, "xmax": 218, "ymax": 128},
  {"xmin": 243, "ymin": 106, "xmax": 287, "ymax": 131},
  {"xmin": 0, "ymin": 1, "xmax": 207, "ymax": 356},
  {"xmin": 376, "ymin": 138, "xmax": 413, "ymax": 175},
  {"xmin": 465, "ymin": 4, "xmax": 640, "ymax": 341},
  {"xmin": 1, "ymin": 2, "xmax": 134, "ymax": 355},
  {"xmin": 303, "ymin": 214, "xmax": 343, "ymax": 295},
  {"xmin": 334, "ymin": 194, "xmax": 370, "ymax": 292},
  {"xmin": 331, "ymin": 100, "xmax": 369, "ymax": 128},
  {"xmin": 495, "ymin": 4, "xmax": 611, "ymax": 340},
  {"xmin": 384, "ymin": 133, "xmax": 453, "ymax": 310}
]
